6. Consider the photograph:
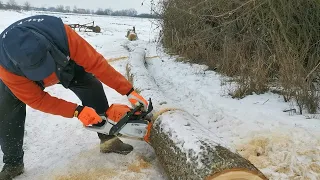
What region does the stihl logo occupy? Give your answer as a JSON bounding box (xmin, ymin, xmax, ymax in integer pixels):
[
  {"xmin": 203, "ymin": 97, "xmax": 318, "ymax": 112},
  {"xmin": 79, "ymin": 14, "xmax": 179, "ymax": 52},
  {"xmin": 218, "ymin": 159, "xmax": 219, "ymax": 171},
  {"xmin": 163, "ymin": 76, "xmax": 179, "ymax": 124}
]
[{"xmin": 2, "ymin": 18, "xmax": 44, "ymax": 39}]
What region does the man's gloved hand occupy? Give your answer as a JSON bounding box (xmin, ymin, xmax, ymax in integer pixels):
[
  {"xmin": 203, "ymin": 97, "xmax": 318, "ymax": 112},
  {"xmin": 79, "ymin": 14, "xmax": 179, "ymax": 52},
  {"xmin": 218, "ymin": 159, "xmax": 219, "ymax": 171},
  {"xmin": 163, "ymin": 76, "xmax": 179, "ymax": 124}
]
[
  {"xmin": 74, "ymin": 106, "xmax": 102, "ymax": 126},
  {"xmin": 127, "ymin": 88, "xmax": 148, "ymax": 111}
]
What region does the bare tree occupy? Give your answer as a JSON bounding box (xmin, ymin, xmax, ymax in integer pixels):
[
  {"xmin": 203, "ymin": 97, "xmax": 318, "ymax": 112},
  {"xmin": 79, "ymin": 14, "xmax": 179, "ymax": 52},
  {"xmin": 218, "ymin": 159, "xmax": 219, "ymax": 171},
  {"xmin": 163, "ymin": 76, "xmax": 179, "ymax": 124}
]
[
  {"xmin": 39, "ymin": 5, "xmax": 46, "ymax": 11},
  {"xmin": 72, "ymin": 5, "xmax": 77, "ymax": 13},
  {"xmin": 0, "ymin": 1, "xmax": 4, "ymax": 9},
  {"xmin": 23, "ymin": 1, "xmax": 30, "ymax": 11},
  {"xmin": 7, "ymin": 0, "xmax": 20, "ymax": 10},
  {"xmin": 96, "ymin": 8, "xmax": 103, "ymax": 15},
  {"xmin": 104, "ymin": 8, "xmax": 112, "ymax": 15},
  {"xmin": 56, "ymin": 5, "xmax": 64, "ymax": 12},
  {"xmin": 65, "ymin": 6, "xmax": 70, "ymax": 12},
  {"xmin": 111, "ymin": 9, "xmax": 137, "ymax": 17},
  {"xmin": 127, "ymin": 8, "xmax": 138, "ymax": 16}
]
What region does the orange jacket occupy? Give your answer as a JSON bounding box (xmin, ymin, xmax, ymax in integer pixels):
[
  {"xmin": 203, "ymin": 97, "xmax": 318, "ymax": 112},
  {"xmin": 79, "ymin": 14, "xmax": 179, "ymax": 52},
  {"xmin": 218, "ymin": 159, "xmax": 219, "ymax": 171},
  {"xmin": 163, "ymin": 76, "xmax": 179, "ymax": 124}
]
[{"xmin": 0, "ymin": 25, "xmax": 133, "ymax": 118}]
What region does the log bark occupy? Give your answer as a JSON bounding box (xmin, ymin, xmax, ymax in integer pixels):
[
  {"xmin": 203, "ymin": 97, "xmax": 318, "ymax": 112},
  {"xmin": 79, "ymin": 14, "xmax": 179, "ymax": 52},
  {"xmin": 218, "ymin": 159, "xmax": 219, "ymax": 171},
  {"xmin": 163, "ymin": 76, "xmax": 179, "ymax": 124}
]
[{"xmin": 127, "ymin": 47, "xmax": 268, "ymax": 180}]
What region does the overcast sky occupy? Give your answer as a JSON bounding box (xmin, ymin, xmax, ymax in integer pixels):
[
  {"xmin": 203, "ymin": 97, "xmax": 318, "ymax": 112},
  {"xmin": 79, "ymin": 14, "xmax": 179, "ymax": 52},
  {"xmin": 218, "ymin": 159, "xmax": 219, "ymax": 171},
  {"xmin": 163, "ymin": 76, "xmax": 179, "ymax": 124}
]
[{"xmin": 14, "ymin": 0, "xmax": 157, "ymax": 13}]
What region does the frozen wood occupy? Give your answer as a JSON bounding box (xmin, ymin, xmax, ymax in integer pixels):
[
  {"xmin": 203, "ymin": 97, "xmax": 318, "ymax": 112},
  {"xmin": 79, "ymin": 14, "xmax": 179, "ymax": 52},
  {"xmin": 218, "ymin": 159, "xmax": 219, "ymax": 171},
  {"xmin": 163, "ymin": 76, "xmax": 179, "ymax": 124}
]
[{"xmin": 127, "ymin": 47, "xmax": 268, "ymax": 180}]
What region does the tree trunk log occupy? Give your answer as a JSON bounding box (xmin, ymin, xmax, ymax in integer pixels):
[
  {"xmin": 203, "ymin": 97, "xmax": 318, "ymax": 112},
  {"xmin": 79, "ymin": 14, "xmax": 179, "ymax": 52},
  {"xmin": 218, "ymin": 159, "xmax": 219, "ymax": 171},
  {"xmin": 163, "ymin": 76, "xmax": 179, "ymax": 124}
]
[{"xmin": 127, "ymin": 47, "xmax": 268, "ymax": 180}]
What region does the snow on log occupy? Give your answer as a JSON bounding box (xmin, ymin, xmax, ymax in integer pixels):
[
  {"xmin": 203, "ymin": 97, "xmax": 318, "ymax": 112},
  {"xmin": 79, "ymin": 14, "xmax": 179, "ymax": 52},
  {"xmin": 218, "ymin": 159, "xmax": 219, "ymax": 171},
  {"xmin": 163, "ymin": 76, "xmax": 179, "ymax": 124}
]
[{"xmin": 127, "ymin": 47, "xmax": 268, "ymax": 180}]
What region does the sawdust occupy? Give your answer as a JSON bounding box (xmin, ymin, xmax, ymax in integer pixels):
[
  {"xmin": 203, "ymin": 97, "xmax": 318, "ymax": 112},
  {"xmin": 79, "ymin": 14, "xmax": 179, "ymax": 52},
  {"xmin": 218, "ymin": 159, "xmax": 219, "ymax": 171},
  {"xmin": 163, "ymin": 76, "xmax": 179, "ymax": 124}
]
[
  {"xmin": 50, "ymin": 150, "xmax": 151, "ymax": 180},
  {"xmin": 146, "ymin": 56, "xmax": 159, "ymax": 59},
  {"xmin": 309, "ymin": 163, "xmax": 320, "ymax": 173},
  {"xmin": 127, "ymin": 156, "xmax": 151, "ymax": 173},
  {"xmin": 108, "ymin": 56, "xmax": 159, "ymax": 63},
  {"xmin": 53, "ymin": 167, "xmax": 147, "ymax": 180},
  {"xmin": 236, "ymin": 130, "xmax": 320, "ymax": 179},
  {"xmin": 237, "ymin": 137, "xmax": 270, "ymax": 169},
  {"xmin": 247, "ymin": 155, "xmax": 271, "ymax": 169},
  {"xmin": 108, "ymin": 56, "xmax": 128, "ymax": 62},
  {"xmin": 54, "ymin": 168, "xmax": 118, "ymax": 180}
]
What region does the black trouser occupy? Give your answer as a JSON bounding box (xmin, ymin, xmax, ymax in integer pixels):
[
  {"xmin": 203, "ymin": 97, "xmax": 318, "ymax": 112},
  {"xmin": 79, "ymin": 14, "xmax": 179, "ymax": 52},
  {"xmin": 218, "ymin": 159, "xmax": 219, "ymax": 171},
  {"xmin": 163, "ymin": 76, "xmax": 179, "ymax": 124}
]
[{"xmin": 0, "ymin": 72, "xmax": 110, "ymax": 165}]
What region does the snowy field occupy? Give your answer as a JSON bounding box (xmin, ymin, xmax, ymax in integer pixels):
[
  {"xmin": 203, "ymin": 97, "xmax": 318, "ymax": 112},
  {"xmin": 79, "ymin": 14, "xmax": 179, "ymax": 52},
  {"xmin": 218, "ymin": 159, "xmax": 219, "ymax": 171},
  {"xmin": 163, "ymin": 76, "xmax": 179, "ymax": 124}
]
[{"xmin": 0, "ymin": 9, "xmax": 319, "ymax": 180}]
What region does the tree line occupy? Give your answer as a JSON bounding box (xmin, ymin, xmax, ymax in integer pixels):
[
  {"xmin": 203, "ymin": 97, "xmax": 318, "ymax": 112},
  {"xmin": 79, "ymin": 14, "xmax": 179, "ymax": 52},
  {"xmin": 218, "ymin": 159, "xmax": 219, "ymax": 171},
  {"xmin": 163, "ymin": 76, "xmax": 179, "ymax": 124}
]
[{"xmin": 0, "ymin": 0, "xmax": 159, "ymax": 18}]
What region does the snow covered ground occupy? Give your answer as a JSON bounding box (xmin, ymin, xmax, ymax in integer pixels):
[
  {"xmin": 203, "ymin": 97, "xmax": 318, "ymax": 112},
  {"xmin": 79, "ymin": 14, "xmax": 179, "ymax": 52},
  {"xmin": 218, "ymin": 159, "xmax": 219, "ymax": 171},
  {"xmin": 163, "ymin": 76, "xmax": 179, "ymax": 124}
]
[{"xmin": 0, "ymin": 9, "xmax": 319, "ymax": 180}]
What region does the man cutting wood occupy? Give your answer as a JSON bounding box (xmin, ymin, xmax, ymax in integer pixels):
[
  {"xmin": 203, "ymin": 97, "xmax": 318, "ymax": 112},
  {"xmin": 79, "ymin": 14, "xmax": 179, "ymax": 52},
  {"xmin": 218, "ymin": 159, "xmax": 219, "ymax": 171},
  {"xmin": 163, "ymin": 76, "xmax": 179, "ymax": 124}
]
[{"xmin": 0, "ymin": 15, "xmax": 148, "ymax": 179}]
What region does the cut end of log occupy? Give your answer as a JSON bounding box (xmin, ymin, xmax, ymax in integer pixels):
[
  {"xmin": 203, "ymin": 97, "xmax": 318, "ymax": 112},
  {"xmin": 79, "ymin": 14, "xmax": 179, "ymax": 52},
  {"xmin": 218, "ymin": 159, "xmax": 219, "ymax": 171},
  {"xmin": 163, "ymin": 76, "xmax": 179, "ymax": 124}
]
[
  {"xmin": 127, "ymin": 33, "xmax": 137, "ymax": 41},
  {"xmin": 206, "ymin": 169, "xmax": 268, "ymax": 180},
  {"xmin": 151, "ymin": 108, "xmax": 183, "ymax": 122}
]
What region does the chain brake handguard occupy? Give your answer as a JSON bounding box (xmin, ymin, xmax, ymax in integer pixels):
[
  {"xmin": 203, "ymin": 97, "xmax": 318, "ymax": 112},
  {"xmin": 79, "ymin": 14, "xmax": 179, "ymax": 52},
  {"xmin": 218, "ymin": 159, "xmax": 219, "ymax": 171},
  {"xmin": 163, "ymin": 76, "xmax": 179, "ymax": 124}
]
[{"xmin": 108, "ymin": 98, "xmax": 153, "ymax": 135}]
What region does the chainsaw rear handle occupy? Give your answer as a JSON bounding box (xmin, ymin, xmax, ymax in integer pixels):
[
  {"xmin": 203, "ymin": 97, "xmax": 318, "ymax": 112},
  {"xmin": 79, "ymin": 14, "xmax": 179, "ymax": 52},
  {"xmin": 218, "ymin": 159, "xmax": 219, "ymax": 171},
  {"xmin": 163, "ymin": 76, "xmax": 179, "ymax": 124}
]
[
  {"xmin": 93, "ymin": 98, "xmax": 153, "ymax": 127},
  {"xmin": 84, "ymin": 98, "xmax": 154, "ymax": 141},
  {"xmin": 91, "ymin": 106, "xmax": 143, "ymax": 128},
  {"xmin": 96, "ymin": 103, "xmax": 142, "ymax": 122},
  {"xmin": 125, "ymin": 98, "xmax": 153, "ymax": 119},
  {"xmin": 137, "ymin": 98, "xmax": 153, "ymax": 120},
  {"xmin": 108, "ymin": 98, "xmax": 153, "ymax": 135}
]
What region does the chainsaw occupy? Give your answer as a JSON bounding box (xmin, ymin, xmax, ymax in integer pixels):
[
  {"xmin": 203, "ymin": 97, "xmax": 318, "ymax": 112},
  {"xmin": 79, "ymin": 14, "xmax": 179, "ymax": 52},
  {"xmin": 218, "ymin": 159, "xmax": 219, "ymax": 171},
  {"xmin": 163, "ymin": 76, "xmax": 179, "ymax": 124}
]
[{"xmin": 84, "ymin": 98, "xmax": 153, "ymax": 143}]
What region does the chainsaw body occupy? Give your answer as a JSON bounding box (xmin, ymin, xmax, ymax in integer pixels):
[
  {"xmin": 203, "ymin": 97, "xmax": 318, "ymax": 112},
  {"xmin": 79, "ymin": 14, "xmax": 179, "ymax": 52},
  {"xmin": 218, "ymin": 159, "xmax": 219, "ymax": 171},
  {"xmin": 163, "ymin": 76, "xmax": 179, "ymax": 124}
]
[{"xmin": 85, "ymin": 99, "xmax": 153, "ymax": 143}]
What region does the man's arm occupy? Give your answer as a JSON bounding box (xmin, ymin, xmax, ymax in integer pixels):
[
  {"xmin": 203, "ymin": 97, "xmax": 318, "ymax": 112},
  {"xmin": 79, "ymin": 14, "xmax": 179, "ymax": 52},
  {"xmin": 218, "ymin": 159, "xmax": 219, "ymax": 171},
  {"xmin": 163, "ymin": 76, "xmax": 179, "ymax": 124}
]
[
  {"xmin": 64, "ymin": 25, "xmax": 133, "ymax": 95},
  {"xmin": 0, "ymin": 66, "xmax": 77, "ymax": 118}
]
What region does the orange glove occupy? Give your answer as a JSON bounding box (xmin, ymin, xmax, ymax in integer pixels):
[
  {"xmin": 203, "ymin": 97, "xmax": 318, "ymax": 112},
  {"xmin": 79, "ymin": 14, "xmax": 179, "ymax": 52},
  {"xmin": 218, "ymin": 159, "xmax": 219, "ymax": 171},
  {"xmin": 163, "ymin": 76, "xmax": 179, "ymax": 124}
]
[
  {"xmin": 74, "ymin": 106, "xmax": 102, "ymax": 126},
  {"xmin": 126, "ymin": 89, "xmax": 148, "ymax": 111}
]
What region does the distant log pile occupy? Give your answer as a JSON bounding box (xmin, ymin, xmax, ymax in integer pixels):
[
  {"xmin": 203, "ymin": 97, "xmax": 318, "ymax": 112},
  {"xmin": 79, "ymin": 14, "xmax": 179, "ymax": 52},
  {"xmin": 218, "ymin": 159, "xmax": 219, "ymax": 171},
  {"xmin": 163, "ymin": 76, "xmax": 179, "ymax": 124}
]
[{"xmin": 126, "ymin": 26, "xmax": 137, "ymax": 41}]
